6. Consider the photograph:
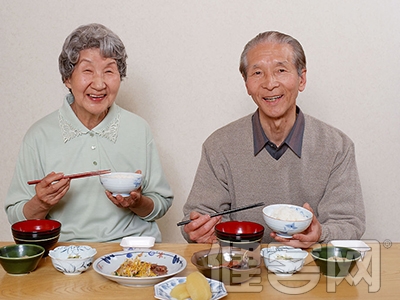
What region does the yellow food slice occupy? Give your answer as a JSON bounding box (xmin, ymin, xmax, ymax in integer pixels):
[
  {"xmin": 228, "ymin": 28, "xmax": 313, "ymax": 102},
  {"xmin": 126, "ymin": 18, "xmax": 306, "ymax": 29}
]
[
  {"xmin": 170, "ymin": 282, "xmax": 190, "ymax": 300},
  {"xmin": 185, "ymin": 271, "xmax": 212, "ymax": 300}
]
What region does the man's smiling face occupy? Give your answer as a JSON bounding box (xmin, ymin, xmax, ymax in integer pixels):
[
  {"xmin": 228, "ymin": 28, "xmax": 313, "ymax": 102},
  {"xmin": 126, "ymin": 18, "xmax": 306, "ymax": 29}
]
[{"xmin": 244, "ymin": 42, "xmax": 306, "ymax": 123}]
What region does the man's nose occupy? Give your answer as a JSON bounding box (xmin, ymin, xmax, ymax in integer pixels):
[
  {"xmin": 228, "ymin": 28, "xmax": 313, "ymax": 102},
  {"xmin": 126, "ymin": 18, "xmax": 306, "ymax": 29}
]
[{"xmin": 262, "ymin": 73, "xmax": 279, "ymax": 90}]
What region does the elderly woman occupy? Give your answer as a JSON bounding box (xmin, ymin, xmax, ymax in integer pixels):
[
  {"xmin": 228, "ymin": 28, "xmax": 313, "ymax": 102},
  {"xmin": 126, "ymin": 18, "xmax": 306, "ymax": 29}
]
[{"xmin": 5, "ymin": 23, "xmax": 173, "ymax": 242}]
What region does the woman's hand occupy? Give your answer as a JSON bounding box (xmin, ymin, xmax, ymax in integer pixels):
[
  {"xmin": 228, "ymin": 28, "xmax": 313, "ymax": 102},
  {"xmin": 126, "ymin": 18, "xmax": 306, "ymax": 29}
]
[
  {"xmin": 23, "ymin": 172, "xmax": 70, "ymax": 219},
  {"xmin": 270, "ymin": 203, "xmax": 322, "ymax": 249},
  {"xmin": 105, "ymin": 170, "xmax": 154, "ymax": 217},
  {"xmin": 183, "ymin": 211, "xmax": 222, "ymax": 243}
]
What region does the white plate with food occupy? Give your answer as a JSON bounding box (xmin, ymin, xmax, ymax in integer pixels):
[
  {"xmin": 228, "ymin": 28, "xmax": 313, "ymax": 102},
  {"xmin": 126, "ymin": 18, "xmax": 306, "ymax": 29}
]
[
  {"xmin": 93, "ymin": 250, "xmax": 186, "ymax": 287},
  {"xmin": 154, "ymin": 277, "xmax": 228, "ymax": 300}
]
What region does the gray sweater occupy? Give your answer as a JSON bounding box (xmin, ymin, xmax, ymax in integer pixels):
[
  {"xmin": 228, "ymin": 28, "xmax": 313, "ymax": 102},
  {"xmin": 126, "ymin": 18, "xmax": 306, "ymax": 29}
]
[{"xmin": 182, "ymin": 113, "xmax": 365, "ymax": 243}]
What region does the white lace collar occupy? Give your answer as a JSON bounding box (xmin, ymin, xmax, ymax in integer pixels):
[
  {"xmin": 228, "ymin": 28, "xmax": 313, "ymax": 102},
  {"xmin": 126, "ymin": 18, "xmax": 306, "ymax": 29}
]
[{"xmin": 59, "ymin": 94, "xmax": 120, "ymax": 143}]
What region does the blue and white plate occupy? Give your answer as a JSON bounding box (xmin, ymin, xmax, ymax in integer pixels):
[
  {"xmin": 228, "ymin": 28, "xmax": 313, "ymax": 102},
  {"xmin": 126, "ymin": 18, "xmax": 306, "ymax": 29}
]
[
  {"xmin": 93, "ymin": 250, "xmax": 186, "ymax": 287},
  {"xmin": 154, "ymin": 277, "xmax": 228, "ymax": 300}
]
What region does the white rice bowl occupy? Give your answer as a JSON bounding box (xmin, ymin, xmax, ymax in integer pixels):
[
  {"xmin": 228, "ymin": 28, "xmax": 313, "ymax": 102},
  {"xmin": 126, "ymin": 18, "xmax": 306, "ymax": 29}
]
[
  {"xmin": 93, "ymin": 250, "xmax": 186, "ymax": 287},
  {"xmin": 262, "ymin": 204, "xmax": 313, "ymax": 238}
]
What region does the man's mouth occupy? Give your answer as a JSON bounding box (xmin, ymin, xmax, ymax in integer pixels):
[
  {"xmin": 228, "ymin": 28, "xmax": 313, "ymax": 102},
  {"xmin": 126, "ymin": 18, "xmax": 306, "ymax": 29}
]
[{"xmin": 263, "ymin": 95, "xmax": 283, "ymax": 102}]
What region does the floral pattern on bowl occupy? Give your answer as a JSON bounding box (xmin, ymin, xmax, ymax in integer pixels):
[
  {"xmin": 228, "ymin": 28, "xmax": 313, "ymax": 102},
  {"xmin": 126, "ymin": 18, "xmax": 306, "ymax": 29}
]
[{"xmin": 48, "ymin": 245, "xmax": 97, "ymax": 275}]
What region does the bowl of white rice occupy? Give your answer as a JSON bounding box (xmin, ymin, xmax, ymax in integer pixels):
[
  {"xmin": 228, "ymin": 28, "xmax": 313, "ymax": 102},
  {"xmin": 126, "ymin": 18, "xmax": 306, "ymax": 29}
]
[
  {"xmin": 262, "ymin": 204, "xmax": 313, "ymax": 238},
  {"xmin": 100, "ymin": 172, "xmax": 142, "ymax": 197}
]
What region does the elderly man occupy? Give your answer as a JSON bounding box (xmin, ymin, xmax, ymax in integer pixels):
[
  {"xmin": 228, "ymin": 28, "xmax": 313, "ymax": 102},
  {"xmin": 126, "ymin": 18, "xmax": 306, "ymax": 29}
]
[{"xmin": 181, "ymin": 31, "xmax": 365, "ymax": 248}]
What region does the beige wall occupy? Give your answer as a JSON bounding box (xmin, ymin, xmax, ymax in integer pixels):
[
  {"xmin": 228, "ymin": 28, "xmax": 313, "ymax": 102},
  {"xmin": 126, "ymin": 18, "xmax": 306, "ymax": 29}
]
[{"xmin": 1, "ymin": 0, "xmax": 399, "ymax": 243}]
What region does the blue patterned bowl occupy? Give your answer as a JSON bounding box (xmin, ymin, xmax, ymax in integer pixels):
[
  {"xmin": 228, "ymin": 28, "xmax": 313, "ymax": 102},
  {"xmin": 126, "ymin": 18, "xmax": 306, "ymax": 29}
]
[
  {"xmin": 100, "ymin": 172, "xmax": 142, "ymax": 197},
  {"xmin": 262, "ymin": 204, "xmax": 313, "ymax": 238},
  {"xmin": 49, "ymin": 245, "xmax": 97, "ymax": 275}
]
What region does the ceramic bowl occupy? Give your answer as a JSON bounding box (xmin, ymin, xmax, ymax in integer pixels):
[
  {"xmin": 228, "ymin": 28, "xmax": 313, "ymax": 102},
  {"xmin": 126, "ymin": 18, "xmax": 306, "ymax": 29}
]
[
  {"xmin": 262, "ymin": 204, "xmax": 313, "ymax": 238},
  {"xmin": 93, "ymin": 249, "xmax": 186, "ymax": 287},
  {"xmin": 311, "ymin": 246, "xmax": 361, "ymax": 277},
  {"xmin": 261, "ymin": 246, "xmax": 308, "ymax": 276},
  {"xmin": 191, "ymin": 246, "xmax": 261, "ymax": 285},
  {"xmin": 0, "ymin": 244, "xmax": 45, "ymax": 275},
  {"xmin": 48, "ymin": 245, "xmax": 97, "ymax": 275},
  {"xmin": 120, "ymin": 236, "xmax": 155, "ymax": 251},
  {"xmin": 12, "ymin": 219, "xmax": 61, "ymax": 255},
  {"xmin": 99, "ymin": 172, "xmax": 142, "ymax": 196}
]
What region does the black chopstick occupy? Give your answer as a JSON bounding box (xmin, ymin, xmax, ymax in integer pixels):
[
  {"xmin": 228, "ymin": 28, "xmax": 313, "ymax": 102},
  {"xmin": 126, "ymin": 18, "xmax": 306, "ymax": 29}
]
[{"xmin": 176, "ymin": 202, "xmax": 265, "ymax": 226}]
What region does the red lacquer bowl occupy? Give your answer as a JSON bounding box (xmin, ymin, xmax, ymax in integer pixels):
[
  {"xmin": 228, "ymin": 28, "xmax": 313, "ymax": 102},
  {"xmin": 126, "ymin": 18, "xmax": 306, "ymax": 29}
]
[{"xmin": 215, "ymin": 221, "xmax": 264, "ymax": 242}]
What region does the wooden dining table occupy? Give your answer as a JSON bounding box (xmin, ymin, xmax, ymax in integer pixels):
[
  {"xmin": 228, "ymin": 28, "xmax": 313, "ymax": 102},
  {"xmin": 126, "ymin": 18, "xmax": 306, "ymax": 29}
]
[{"xmin": 0, "ymin": 240, "xmax": 397, "ymax": 299}]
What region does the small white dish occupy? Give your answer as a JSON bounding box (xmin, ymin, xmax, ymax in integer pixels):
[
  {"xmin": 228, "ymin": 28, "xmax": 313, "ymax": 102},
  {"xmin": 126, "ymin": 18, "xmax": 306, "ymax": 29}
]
[
  {"xmin": 154, "ymin": 277, "xmax": 228, "ymax": 300},
  {"xmin": 120, "ymin": 236, "xmax": 155, "ymax": 250},
  {"xmin": 330, "ymin": 240, "xmax": 371, "ymax": 259}
]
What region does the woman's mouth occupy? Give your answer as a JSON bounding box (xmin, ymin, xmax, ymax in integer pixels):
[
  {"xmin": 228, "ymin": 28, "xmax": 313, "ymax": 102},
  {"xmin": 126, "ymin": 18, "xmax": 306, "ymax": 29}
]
[{"xmin": 89, "ymin": 94, "xmax": 106, "ymax": 101}]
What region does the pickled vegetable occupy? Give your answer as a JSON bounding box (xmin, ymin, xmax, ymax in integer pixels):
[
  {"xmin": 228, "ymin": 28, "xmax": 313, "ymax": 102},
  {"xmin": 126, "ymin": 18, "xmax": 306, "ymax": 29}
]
[
  {"xmin": 170, "ymin": 283, "xmax": 190, "ymax": 300},
  {"xmin": 185, "ymin": 271, "xmax": 212, "ymax": 300}
]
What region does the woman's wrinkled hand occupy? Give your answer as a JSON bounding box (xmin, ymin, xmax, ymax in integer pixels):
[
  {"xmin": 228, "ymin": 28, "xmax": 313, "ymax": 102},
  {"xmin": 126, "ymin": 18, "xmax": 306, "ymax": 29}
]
[
  {"xmin": 23, "ymin": 172, "xmax": 70, "ymax": 219},
  {"xmin": 35, "ymin": 172, "xmax": 71, "ymax": 208},
  {"xmin": 105, "ymin": 186, "xmax": 143, "ymax": 209},
  {"xmin": 105, "ymin": 170, "xmax": 154, "ymax": 217},
  {"xmin": 183, "ymin": 211, "xmax": 222, "ymax": 244}
]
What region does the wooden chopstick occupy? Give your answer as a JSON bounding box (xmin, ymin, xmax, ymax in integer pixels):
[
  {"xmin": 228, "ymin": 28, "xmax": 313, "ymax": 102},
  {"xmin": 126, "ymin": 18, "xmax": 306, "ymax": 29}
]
[
  {"xmin": 176, "ymin": 202, "xmax": 265, "ymax": 226},
  {"xmin": 27, "ymin": 169, "xmax": 111, "ymax": 185}
]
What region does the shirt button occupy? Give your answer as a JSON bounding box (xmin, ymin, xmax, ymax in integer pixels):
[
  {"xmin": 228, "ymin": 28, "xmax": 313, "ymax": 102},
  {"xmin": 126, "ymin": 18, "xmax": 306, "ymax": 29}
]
[
  {"xmin": 90, "ymin": 132, "xmax": 94, "ymax": 137},
  {"xmin": 91, "ymin": 145, "xmax": 96, "ymax": 150},
  {"xmin": 93, "ymin": 161, "xmax": 98, "ymax": 166}
]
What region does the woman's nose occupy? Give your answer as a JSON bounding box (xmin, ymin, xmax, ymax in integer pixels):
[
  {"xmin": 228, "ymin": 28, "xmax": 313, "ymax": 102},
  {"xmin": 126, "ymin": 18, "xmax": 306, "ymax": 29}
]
[{"xmin": 91, "ymin": 73, "xmax": 106, "ymax": 90}]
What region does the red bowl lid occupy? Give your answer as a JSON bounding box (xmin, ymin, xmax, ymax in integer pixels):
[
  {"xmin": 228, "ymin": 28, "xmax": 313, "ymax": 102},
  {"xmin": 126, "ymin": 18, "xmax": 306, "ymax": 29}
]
[
  {"xmin": 215, "ymin": 221, "xmax": 264, "ymax": 235},
  {"xmin": 12, "ymin": 219, "xmax": 61, "ymax": 233}
]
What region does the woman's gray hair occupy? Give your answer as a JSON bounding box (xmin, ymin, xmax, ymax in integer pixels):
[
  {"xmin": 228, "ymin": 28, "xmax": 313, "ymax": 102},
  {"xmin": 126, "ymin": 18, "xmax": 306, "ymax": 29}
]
[
  {"xmin": 239, "ymin": 31, "xmax": 306, "ymax": 81},
  {"xmin": 59, "ymin": 23, "xmax": 127, "ymax": 82}
]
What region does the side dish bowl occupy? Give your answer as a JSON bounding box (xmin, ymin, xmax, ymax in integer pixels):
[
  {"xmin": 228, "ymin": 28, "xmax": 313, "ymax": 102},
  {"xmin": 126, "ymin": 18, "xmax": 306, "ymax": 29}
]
[
  {"xmin": 261, "ymin": 246, "xmax": 308, "ymax": 276},
  {"xmin": 49, "ymin": 245, "xmax": 97, "ymax": 275},
  {"xmin": 262, "ymin": 204, "xmax": 313, "ymax": 238},
  {"xmin": 191, "ymin": 246, "xmax": 261, "ymax": 285},
  {"xmin": 311, "ymin": 246, "xmax": 361, "ymax": 277},
  {"xmin": 93, "ymin": 250, "xmax": 186, "ymax": 287},
  {"xmin": 0, "ymin": 244, "xmax": 45, "ymax": 275}
]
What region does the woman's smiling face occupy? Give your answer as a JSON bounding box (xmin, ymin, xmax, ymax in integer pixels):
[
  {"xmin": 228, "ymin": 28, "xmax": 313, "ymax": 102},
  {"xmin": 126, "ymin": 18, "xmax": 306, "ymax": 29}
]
[
  {"xmin": 65, "ymin": 48, "xmax": 121, "ymax": 128},
  {"xmin": 244, "ymin": 42, "xmax": 306, "ymax": 123}
]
